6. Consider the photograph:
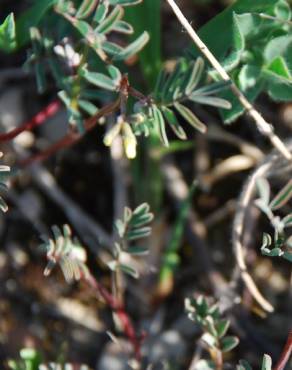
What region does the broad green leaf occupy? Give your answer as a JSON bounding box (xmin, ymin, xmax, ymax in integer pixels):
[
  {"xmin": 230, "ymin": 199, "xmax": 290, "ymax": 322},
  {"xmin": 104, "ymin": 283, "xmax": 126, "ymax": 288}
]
[
  {"xmin": 189, "ymin": 0, "xmax": 279, "ymax": 60},
  {"xmin": 0, "ymin": 13, "xmax": 16, "ymax": 52},
  {"xmin": 267, "ymin": 80, "xmax": 292, "ymax": 101},
  {"xmin": 270, "ymin": 179, "xmax": 292, "ymax": 210},
  {"xmin": 161, "ymin": 106, "xmax": 187, "ymax": 140},
  {"xmin": 76, "ymin": 0, "xmax": 99, "ymax": 19},
  {"xmin": 266, "ymin": 56, "xmax": 291, "ymax": 81},
  {"xmin": 238, "ymin": 65, "xmax": 262, "ymax": 92},
  {"xmin": 274, "ymin": 0, "xmax": 291, "ymax": 21},
  {"xmin": 112, "ymin": 31, "xmax": 149, "ymax": 61},
  {"xmin": 16, "ymin": 0, "xmax": 57, "ymax": 48},
  {"xmin": 81, "ymin": 69, "xmax": 117, "ymax": 91},
  {"xmin": 261, "ymin": 354, "xmax": 272, "ymax": 370},
  {"xmin": 220, "ymin": 81, "xmax": 263, "ymax": 124},
  {"xmin": 218, "ymin": 12, "xmax": 245, "ymax": 71},
  {"xmin": 264, "ymin": 34, "xmax": 292, "ymax": 63},
  {"xmin": 221, "ymin": 336, "xmax": 239, "ymax": 352},
  {"xmin": 174, "ymin": 103, "xmax": 207, "ymax": 134}
]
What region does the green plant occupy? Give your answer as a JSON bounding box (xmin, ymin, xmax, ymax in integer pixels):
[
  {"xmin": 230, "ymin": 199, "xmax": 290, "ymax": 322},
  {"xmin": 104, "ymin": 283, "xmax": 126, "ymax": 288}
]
[
  {"xmin": 39, "ymin": 203, "xmax": 153, "ymax": 362},
  {"xmin": 185, "ymin": 295, "xmax": 239, "ymax": 369},
  {"xmin": 189, "ymin": 0, "xmax": 292, "ymax": 123},
  {"xmin": 8, "ymin": 347, "xmax": 89, "ymax": 370},
  {"xmin": 256, "ymin": 178, "xmax": 292, "ymax": 262},
  {"xmin": 0, "ymin": 0, "xmax": 292, "ymax": 369}
]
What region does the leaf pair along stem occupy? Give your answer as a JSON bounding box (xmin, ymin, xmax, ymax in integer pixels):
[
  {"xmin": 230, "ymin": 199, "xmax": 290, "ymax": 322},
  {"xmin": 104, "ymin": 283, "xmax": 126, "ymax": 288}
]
[
  {"xmin": 165, "ymin": 0, "xmax": 292, "ymax": 162},
  {"xmin": 165, "ymin": 0, "xmax": 291, "ymax": 315},
  {"xmin": 18, "ymin": 77, "xmax": 151, "ymax": 167}
]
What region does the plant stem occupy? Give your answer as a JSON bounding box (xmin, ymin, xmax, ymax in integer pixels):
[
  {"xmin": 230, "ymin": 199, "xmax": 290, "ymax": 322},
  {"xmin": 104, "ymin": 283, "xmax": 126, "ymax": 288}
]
[
  {"xmin": 20, "ymin": 98, "xmax": 121, "ymax": 167},
  {"xmin": 273, "ymin": 330, "xmax": 292, "ymax": 370},
  {"xmin": 165, "ymin": 0, "xmax": 292, "ymax": 161},
  {"xmin": 86, "ymin": 272, "xmax": 142, "ymax": 361},
  {"xmin": 0, "ymin": 100, "xmax": 61, "ymax": 142}
]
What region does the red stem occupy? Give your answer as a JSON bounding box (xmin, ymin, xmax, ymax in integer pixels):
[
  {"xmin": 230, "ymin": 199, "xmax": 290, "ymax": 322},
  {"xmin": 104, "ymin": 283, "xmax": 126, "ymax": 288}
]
[
  {"xmin": 86, "ymin": 273, "xmax": 142, "ymax": 361},
  {"xmin": 20, "ymin": 98, "xmax": 121, "ymax": 167},
  {"xmin": 273, "ymin": 330, "xmax": 292, "ymax": 370},
  {"xmin": 0, "ymin": 100, "xmax": 61, "ymax": 142}
]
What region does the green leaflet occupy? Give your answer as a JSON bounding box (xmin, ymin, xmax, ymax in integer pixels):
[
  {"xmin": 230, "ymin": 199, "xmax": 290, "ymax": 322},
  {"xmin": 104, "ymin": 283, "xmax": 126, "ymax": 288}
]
[
  {"xmin": 174, "ymin": 103, "xmax": 207, "ymax": 134},
  {"xmin": 81, "ymin": 69, "xmax": 117, "ymax": 91},
  {"xmin": 152, "ymin": 105, "xmax": 169, "ymax": 147},
  {"xmin": 0, "ymin": 13, "xmax": 16, "ymax": 52},
  {"xmin": 76, "ymin": 0, "xmax": 99, "ymax": 19},
  {"xmin": 112, "ymin": 31, "xmax": 149, "ymax": 61},
  {"xmin": 189, "ymin": 0, "xmax": 279, "ymax": 59}
]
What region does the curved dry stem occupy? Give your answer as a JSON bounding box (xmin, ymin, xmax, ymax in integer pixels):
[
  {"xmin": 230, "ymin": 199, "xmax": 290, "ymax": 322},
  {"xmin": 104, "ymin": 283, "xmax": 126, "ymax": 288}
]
[
  {"xmin": 233, "ymin": 162, "xmax": 274, "ymax": 312},
  {"xmin": 232, "ymin": 143, "xmax": 292, "ymax": 313}
]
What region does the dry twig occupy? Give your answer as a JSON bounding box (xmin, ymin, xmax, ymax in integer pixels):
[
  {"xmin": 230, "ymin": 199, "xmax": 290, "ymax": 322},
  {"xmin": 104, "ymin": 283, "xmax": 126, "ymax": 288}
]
[{"xmin": 166, "ymin": 0, "xmax": 292, "ymax": 161}]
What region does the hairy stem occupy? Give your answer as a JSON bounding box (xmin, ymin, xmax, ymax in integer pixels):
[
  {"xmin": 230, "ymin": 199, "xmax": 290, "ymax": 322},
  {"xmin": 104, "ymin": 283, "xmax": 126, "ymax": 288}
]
[
  {"xmin": 165, "ymin": 0, "xmax": 292, "ymax": 161},
  {"xmin": 273, "ymin": 330, "xmax": 292, "ymax": 370},
  {"xmin": 0, "ymin": 100, "xmax": 61, "ymax": 142},
  {"xmin": 86, "ymin": 273, "xmax": 142, "ymax": 361}
]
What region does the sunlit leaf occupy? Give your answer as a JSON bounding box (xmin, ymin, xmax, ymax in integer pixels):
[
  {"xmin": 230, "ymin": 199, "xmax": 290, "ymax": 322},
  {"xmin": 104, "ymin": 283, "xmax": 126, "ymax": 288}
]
[
  {"xmin": 76, "ymin": 0, "xmax": 99, "ymax": 19},
  {"xmin": 112, "ymin": 31, "xmax": 149, "ymax": 61},
  {"xmin": 174, "ymin": 103, "xmax": 207, "ymax": 133},
  {"xmin": 161, "ymin": 106, "xmax": 187, "ymax": 140},
  {"xmin": 221, "ymin": 336, "xmax": 239, "ymax": 352}
]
